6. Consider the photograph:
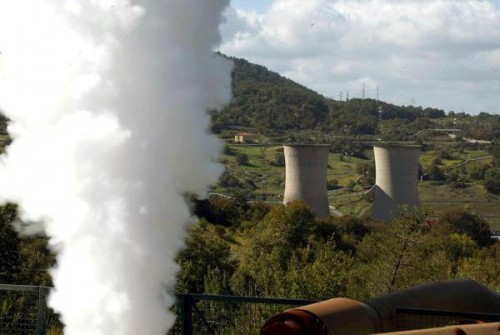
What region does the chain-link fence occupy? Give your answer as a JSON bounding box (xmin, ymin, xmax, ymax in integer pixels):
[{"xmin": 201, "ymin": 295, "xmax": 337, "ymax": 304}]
[
  {"xmin": 170, "ymin": 294, "xmax": 317, "ymax": 335},
  {"xmin": 3, "ymin": 285, "xmax": 500, "ymax": 335},
  {"xmin": 0, "ymin": 284, "xmax": 55, "ymax": 335},
  {"xmin": 0, "ymin": 285, "xmax": 314, "ymax": 335}
]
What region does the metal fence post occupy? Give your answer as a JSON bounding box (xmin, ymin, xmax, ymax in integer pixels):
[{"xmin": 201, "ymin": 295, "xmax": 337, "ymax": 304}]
[
  {"xmin": 180, "ymin": 294, "xmax": 193, "ymax": 335},
  {"xmin": 36, "ymin": 287, "xmax": 48, "ymax": 335}
]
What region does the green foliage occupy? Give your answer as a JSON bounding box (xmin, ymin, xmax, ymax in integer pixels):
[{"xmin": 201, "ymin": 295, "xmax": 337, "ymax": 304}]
[
  {"xmin": 484, "ymin": 167, "xmax": 500, "ymax": 194},
  {"xmin": 438, "ymin": 209, "xmax": 494, "ymax": 248},
  {"xmin": 456, "ymin": 243, "xmax": 500, "ymax": 291},
  {"xmin": 327, "ymin": 179, "xmax": 340, "ymax": 190},
  {"xmin": 334, "ymin": 215, "xmax": 381, "ymax": 252},
  {"xmin": 212, "ymin": 57, "xmax": 328, "ymax": 132},
  {"xmin": 271, "ymin": 152, "xmax": 285, "ymax": 167},
  {"xmin": 194, "ymin": 194, "xmax": 249, "ymax": 227},
  {"xmin": 356, "ymin": 162, "xmax": 375, "ymax": 186},
  {"xmin": 427, "ymin": 159, "xmax": 445, "ymax": 181},
  {"xmin": 230, "ymin": 201, "xmax": 349, "ymax": 298},
  {"xmin": 212, "ymin": 56, "xmax": 476, "ymax": 136},
  {"xmin": 253, "ymin": 201, "xmax": 316, "ymax": 251},
  {"xmin": 236, "ymin": 153, "xmax": 249, "ymax": 166},
  {"xmin": 259, "ymin": 243, "xmax": 350, "ymax": 300},
  {"xmin": 181, "ymin": 199, "xmax": 500, "ymax": 303},
  {"xmin": 491, "ymin": 144, "xmax": 500, "ymax": 167},
  {"xmin": 439, "ymin": 149, "xmax": 453, "ymax": 160},
  {"xmin": 467, "ymin": 162, "xmax": 490, "ymax": 180},
  {"xmin": 218, "ymin": 170, "xmax": 242, "ymax": 189},
  {"xmin": 0, "ymin": 113, "xmax": 8, "ymax": 135},
  {"xmin": 461, "ymin": 113, "xmax": 500, "ymax": 141},
  {"xmin": 0, "ymin": 204, "xmax": 54, "ymax": 286},
  {"xmin": 176, "ymin": 221, "xmax": 235, "ymax": 294},
  {"xmin": 0, "ymin": 204, "xmax": 22, "ymax": 284},
  {"xmin": 351, "ymin": 208, "xmax": 433, "ymax": 297},
  {"xmin": 222, "ymin": 144, "xmax": 235, "ymax": 156}
]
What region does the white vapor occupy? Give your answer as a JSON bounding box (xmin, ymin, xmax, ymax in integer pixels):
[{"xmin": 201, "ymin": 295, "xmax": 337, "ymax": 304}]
[{"xmin": 0, "ymin": 1, "xmax": 231, "ymax": 334}]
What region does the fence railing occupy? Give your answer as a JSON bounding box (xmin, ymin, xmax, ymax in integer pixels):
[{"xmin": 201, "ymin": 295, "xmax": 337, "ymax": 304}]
[
  {"xmin": 0, "ymin": 285, "xmax": 316, "ymax": 335},
  {"xmin": 171, "ymin": 294, "xmax": 317, "ymax": 335},
  {"xmin": 2, "ymin": 284, "xmax": 499, "ymax": 335},
  {"xmin": 0, "ymin": 284, "xmax": 52, "ymax": 335}
]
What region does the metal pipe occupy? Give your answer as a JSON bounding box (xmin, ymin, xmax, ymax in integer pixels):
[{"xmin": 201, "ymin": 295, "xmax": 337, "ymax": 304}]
[
  {"xmin": 374, "ymin": 322, "xmax": 500, "ymax": 335},
  {"xmin": 260, "ymin": 280, "xmax": 500, "ymax": 335}
]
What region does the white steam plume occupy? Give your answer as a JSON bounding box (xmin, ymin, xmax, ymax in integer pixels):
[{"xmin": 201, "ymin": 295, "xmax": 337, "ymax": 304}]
[{"xmin": 0, "ymin": 1, "xmax": 231, "ymax": 334}]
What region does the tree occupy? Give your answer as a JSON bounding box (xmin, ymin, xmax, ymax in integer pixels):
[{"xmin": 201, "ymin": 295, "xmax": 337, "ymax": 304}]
[
  {"xmin": 491, "ymin": 144, "xmax": 500, "ymax": 167},
  {"xmin": 428, "ymin": 159, "xmax": 445, "ymax": 181},
  {"xmin": 0, "ymin": 204, "xmax": 22, "ymax": 284},
  {"xmin": 456, "ymin": 243, "xmax": 500, "ymax": 291},
  {"xmin": 438, "ymin": 209, "xmax": 494, "ymax": 248},
  {"xmin": 271, "ymin": 152, "xmax": 285, "ymax": 167},
  {"xmin": 484, "ymin": 167, "xmax": 500, "ymax": 194},
  {"xmin": 349, "ymin": 208, "xmax": 444, "ymax": 298},
  {"xmin": 194, "ymin": 193, "xmax": 251, "ymax": 227},
  {"xmin": 0, "ymin": 204, "xmax": 54, "ymax": 286},
  {"xmin": 235, "ymin": 153, "xmax": 249, "ymax": 166},
  {"xmin": 230, "ymin": 202, "xmax": 351, "ymax": 299},
  {"xmin": 176, "ymin": 221, "xmax": 235, "ymax": 294}
]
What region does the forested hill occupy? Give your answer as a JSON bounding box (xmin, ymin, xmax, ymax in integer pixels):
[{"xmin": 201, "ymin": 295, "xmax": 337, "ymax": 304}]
[
  {"xmin": 211, "ymin": 57, "xmax": 330, "ymax": 132},
  {"xmin": 212, "ymin": 56, "xmax": 500, "ymax": 141}
]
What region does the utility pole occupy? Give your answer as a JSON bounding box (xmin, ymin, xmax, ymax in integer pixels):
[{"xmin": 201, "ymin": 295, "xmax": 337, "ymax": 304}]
[
  {"xmin": 378, "ymin": 106, "xmax": 383, "ymax": 135},
  {"xmin": 362, "ymin": 82, "xmax": 366, "ymax": 100},
  {"xmin": 376, "ymin": 84, "xmax": 379, "ymax": 101},
  {"xmin": 346, "ymin": 90, "xmax": 349, "ymax": 101},
  {"xmin": 339, "ymin": 91, "xmax": 343, "ymax": 101}
]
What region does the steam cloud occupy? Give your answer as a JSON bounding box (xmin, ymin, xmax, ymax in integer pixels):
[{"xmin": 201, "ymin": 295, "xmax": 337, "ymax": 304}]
[{"xmin": 0, "ymin": 1, "xmax": 231, "ymax": 334}]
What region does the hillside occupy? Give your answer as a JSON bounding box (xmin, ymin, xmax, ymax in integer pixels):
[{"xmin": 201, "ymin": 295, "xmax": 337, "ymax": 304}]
[
  {"xmin": 211, "ymin": 57, "xmax": 329, "ymax": 132},
  {"xmin": 212, "ymin": 56, "xmax": 500, "ymax": 141}
]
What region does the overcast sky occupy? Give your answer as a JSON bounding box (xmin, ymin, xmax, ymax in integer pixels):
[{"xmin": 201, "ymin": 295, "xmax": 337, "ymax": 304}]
[{"xmin": 221, "ymin": 0, "xmax": 500, "ymax": 115}]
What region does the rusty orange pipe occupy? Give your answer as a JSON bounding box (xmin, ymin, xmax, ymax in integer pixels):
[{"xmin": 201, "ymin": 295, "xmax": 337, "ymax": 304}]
[
  {"xmin": 374, "ymin": 322, "xmax": 500, "ymax": 335},
  {"xmin": 260, "ymin": 280, "xmax": 500, "ymax": 335}
]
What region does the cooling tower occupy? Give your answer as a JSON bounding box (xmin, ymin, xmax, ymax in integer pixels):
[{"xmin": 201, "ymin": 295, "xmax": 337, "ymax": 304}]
[
  {"xmin": 373, "ymin": 144, "xmax": 421, "ymax": 221},
  {"xmin": 283, "ymin": 145, "xmax": 330, "ymax": 218}
]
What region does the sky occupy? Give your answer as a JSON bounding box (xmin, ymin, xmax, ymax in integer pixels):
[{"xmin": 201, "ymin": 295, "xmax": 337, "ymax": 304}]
[{"xmin": 222, "ymin": 0, "xmax": 500, "ymax": 115}]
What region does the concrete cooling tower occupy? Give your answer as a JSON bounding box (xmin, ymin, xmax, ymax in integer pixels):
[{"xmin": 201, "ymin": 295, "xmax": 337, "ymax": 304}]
[
  {"xmin": 373, "ymin": 144, "xmax": 421, "ymax": 221},
  {"xmin": 283, "ymin": 145, "xmax": 330, "ymax": 218}
]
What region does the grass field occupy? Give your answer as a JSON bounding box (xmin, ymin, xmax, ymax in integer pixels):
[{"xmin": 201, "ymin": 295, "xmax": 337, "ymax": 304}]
[
  {"xmin": 419, "ymin": 182, "xmax": 500, "ymax": 230},
  {"xmin": 218, "ymin": 143, "xmax": 500, "ymax": 230}
]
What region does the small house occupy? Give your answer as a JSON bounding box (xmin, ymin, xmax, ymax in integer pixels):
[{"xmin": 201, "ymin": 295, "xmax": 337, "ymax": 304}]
[{"xmin": 234, "ymin": 132, "xmax": 254, "ymax": 143}]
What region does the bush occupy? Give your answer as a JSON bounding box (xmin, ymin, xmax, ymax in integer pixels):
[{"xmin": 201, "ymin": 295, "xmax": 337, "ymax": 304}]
[
  {"xmin": 271, "ymin": 152, "xmax": 285, "ymax": 167},
  {"xmin": 236, "ymin": 153, "xmax": 249, "ymax": 166},
  {"xmin": 218, "ymin": 171, "xmax": 242, "ymax": 188},
  {"xmin": 484, "ymin": 167, "xmax": 500, "ymax": 194},
  {"xmin": 439, "ymin": 149, "xmax": 453, "ymax": 160},
  {"xmin": 438, "ymin": 209, "xmax": 494, "ymax": 248},
  {"xmin": 451, "ymin": 181, "xmax": 469, "ymax": 189},
  {"xmin": 222, "ymin": 145, "xmax": 235, "ymax": 156},
  {"xmin": 428, "ymin": 159, "xmax": 445, "ymax": 181},
  {"xmin": 327, "ymin": 179, "xmax": 341, "ymax": 190}
]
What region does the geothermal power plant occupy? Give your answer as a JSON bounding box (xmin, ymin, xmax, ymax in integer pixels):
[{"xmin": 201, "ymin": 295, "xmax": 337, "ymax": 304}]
[
  {"xmin": 372, "ymin": 144, "xmax": 421, "ymax": 221},
  {"xmin": 283, "ymin": 144, "xmax": 330, "ymax": 218},
  {"xmin": 282, "ymin": 143, "xmax": 422, "ymax": 220}
]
